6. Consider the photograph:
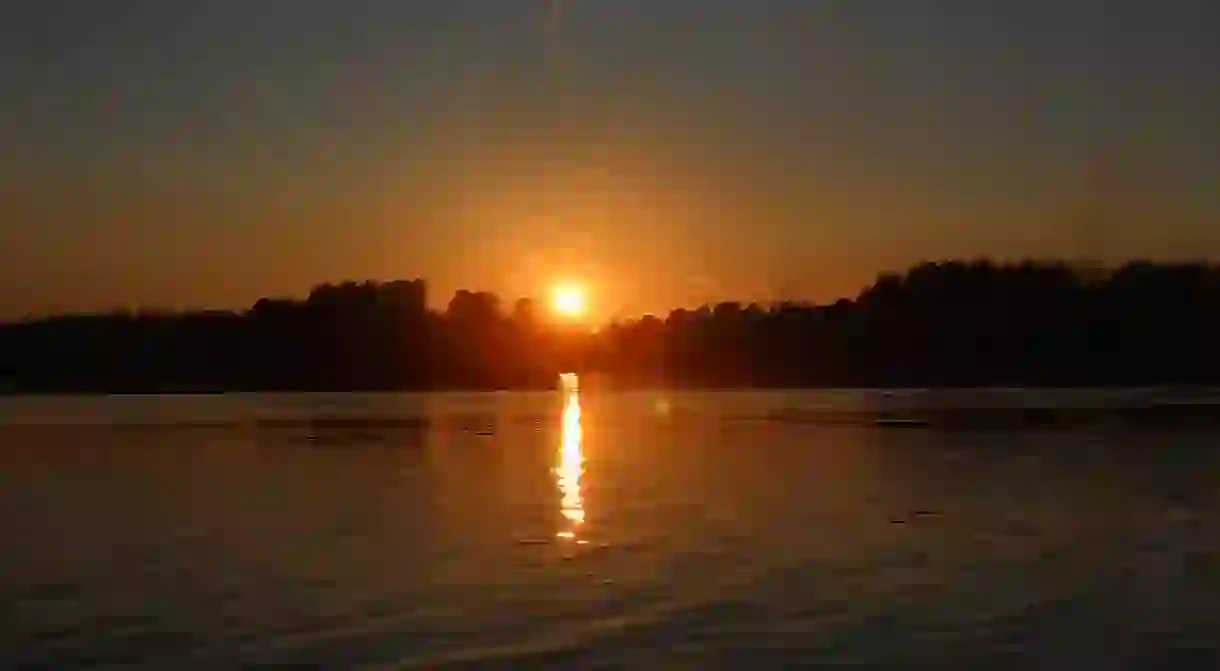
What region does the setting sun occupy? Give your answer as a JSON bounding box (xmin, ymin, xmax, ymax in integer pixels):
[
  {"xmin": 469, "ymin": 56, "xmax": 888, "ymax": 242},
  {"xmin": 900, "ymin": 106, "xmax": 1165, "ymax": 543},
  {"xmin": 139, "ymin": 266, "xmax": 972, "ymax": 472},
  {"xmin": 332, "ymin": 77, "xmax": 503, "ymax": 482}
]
[{"xmin": 552, "ymin": 284, "xmax": 587, "ymax": 318}]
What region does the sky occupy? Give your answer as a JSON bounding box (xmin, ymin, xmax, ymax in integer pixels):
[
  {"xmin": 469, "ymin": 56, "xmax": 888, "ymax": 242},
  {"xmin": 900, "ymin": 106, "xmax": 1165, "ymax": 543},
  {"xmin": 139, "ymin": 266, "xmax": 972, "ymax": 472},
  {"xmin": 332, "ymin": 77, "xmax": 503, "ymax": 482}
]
[{"xmin": 1, "ymin": 0, "xmax": 1218, "ymax": 320}]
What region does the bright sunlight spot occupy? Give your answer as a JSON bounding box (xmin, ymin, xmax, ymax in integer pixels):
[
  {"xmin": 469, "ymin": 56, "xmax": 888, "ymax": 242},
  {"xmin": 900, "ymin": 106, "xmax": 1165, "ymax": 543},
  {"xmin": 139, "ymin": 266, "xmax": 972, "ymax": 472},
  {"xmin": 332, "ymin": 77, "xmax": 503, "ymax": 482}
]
[{"xmin": 552, "ymin": 284, "xmax": 587, "ymax": 318}]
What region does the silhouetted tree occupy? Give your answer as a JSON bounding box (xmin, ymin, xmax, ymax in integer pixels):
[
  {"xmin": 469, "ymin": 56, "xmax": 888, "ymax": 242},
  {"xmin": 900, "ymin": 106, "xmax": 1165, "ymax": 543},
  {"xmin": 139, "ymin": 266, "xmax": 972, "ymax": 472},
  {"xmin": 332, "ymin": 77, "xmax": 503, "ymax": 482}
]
[{"xmin": 2, "ymin": 260, "xmax": 1219, "ymax": 393}]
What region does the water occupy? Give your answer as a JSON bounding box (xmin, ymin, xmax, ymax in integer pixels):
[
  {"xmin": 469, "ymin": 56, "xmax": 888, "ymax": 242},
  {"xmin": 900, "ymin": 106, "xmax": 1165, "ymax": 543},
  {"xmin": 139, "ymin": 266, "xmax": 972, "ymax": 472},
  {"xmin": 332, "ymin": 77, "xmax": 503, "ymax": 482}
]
[{"xmin": 2, "ymin": 387, "xmax": 1219, "ymax": 667}]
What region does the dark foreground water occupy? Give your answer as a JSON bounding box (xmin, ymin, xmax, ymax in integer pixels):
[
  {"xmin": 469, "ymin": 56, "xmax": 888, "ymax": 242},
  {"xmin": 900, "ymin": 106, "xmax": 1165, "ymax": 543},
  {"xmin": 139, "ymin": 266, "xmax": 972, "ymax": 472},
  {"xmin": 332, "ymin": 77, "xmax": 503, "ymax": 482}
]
[{"xmin": 3, "ymin": 386, "xmax": 1220, "ymax": 668}]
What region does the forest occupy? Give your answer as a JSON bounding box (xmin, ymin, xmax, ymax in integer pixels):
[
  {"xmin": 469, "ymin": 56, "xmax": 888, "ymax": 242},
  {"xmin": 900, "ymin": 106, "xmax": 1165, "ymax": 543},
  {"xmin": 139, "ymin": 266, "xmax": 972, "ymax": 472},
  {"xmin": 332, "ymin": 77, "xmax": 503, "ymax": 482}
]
[{"xmin": 2, "ymin": 260, "xmax": 1219, "ymax": 393}]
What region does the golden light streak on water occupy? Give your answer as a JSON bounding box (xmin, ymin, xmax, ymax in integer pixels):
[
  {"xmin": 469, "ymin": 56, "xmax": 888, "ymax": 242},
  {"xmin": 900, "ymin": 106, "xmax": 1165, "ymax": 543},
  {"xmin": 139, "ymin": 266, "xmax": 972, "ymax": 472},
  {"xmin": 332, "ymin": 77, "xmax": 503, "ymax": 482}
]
[{"xmin": 556, "ymin": 373, "xmax": 584, "ymax": 539}]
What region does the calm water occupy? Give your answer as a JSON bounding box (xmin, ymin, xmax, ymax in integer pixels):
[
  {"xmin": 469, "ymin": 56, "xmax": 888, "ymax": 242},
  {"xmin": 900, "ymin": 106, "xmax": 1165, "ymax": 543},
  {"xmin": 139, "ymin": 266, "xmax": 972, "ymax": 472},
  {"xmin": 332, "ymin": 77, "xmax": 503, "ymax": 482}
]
[{"xmin": 3, "ymin": 386, "xmax": 1219, "ymax": 667}]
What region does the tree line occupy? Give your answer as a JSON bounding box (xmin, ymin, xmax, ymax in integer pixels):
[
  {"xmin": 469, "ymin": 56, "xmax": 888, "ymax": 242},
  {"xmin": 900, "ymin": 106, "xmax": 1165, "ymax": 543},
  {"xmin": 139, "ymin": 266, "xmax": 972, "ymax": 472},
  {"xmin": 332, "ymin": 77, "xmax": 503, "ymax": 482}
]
[{"xmin": 2, "ymin": 260, "xmax": 1219, "ymax": 393}]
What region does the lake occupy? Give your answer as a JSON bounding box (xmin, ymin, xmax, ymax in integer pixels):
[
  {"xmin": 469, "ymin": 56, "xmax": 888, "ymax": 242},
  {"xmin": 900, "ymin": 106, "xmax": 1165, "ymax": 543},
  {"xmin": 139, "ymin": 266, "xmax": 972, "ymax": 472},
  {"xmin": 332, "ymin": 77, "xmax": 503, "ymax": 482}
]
[{"xmin": 3, "ymin": 386, "xmax": 1219, "ymax": 667}]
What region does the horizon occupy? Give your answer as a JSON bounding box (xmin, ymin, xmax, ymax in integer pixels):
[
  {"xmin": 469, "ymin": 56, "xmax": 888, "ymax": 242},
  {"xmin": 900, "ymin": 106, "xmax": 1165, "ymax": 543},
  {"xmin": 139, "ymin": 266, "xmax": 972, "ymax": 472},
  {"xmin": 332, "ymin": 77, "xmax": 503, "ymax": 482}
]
[
  {"xmin": 5, "ymin": 255, "xmax": 1218, "ymax": 326},
  {"xmin": 4, "ymin": 255, "xmax": 1220, "ymax": 394}
]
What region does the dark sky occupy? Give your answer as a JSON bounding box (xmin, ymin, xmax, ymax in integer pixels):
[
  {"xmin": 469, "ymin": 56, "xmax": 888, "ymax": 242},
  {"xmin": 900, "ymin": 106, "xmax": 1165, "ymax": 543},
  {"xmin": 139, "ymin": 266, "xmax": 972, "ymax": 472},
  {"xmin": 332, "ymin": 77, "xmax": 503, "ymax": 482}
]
[{"xmin": 2, "ymin": 1, "xmax": 1217, "ymax": 319}]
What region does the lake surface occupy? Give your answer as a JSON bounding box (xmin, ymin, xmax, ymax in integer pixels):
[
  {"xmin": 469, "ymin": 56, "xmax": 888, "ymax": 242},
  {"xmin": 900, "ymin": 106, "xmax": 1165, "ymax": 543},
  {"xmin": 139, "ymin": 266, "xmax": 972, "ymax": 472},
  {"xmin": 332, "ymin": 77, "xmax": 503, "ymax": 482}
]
[{"xmin": 3, "ymin": 386, "xmax": 1220, "ymax": 667}]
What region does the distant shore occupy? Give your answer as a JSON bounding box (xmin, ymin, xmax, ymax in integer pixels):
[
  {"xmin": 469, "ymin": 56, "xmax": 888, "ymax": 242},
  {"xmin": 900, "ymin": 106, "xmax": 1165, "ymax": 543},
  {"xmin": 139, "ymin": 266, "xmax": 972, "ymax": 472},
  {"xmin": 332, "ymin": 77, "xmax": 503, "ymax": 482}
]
[
  {"xmin": 4, "ymin": 382, "xmax": 1219, "ymax": 396},
  {"xmin": 4, "ymin": 260, "xmax": 1220, "ymax": 394}
]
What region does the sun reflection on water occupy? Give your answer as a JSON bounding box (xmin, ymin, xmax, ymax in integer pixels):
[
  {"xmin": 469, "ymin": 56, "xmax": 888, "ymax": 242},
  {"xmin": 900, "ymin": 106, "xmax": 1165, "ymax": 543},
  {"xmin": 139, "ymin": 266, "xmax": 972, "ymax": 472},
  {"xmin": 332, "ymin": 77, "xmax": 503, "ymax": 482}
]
[{"xmin": 556, "ymin": 374, "xmax": 584, "ymax": 540}]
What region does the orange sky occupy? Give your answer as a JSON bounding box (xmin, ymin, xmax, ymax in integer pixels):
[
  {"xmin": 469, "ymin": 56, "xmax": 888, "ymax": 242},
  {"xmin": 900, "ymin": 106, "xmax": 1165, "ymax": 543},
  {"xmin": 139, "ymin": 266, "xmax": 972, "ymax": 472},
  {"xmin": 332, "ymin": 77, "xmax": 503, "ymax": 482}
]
[{"xmin": 1, "ymin": 2, "xmax": 1217, "ymax": 321}]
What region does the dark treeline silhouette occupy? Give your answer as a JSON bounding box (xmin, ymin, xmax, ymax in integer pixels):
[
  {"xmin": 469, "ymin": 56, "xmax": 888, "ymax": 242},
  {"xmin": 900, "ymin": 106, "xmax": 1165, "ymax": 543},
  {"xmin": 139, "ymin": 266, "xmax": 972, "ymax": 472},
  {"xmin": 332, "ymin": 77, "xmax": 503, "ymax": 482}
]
[{"xmin": 2, "ymin": 260, "xmax": 1220, "ymax": 393}]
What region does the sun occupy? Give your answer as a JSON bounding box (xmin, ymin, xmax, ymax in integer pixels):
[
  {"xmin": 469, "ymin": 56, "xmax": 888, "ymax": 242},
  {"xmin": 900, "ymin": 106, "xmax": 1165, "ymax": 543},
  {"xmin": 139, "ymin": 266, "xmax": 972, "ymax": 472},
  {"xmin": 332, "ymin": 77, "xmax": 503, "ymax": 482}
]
[{"xmin": 552, "ymin": 284, "xmax": 587, "ymax": 318}]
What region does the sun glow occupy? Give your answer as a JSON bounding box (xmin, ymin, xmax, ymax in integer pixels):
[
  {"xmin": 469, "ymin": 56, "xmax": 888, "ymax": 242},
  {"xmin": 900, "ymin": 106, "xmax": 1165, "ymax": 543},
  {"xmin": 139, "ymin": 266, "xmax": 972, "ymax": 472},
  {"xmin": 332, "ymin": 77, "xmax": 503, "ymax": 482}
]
[{"xmin": 552, "ymin": 283, "xmax": 587, "ymax": 318}]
